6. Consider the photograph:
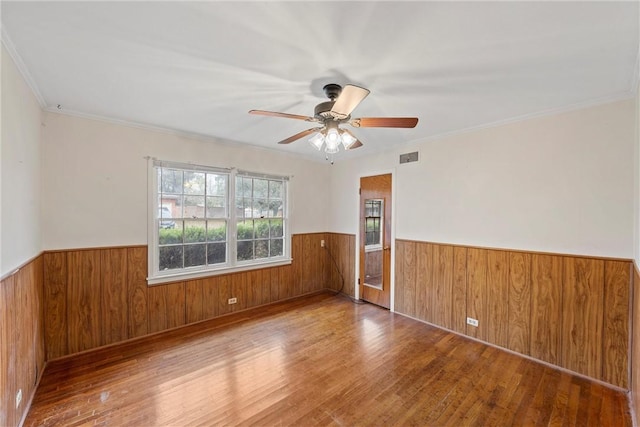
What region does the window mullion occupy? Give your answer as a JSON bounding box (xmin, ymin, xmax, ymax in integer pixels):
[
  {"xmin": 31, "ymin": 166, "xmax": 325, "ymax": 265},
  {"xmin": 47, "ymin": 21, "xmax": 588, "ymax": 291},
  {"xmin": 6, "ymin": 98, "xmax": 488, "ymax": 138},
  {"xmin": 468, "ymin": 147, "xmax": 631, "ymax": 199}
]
[{"xmin": 229, "ymin": 170, "xmax": 238, "ymax": 266}]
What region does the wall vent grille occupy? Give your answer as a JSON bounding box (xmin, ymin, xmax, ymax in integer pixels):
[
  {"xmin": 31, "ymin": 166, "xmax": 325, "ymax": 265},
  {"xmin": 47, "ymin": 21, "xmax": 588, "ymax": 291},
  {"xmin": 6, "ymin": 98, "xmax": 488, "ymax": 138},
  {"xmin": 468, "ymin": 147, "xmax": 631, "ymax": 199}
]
[{"xmin": 399, "ymin": 151, "xmax": 419, "ymax": 164}]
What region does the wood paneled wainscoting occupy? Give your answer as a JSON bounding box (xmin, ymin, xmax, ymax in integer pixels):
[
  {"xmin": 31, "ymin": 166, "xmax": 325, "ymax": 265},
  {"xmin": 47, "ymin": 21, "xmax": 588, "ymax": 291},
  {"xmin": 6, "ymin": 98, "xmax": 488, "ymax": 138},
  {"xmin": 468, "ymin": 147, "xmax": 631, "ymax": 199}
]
[
  {"xmin": 394, "ymin": 239, "xmax": 631, "ymax": 389},
  {"xmin": 325, "ymin": 233, "xmax": 356, "ymax": 297},
  {"xmin": 0, "ymin": 255, "xmax": 46, "ymax": 427},
  {"xmin": 42, "ymin": 233, "xmax": 356, "ymax": 360}
]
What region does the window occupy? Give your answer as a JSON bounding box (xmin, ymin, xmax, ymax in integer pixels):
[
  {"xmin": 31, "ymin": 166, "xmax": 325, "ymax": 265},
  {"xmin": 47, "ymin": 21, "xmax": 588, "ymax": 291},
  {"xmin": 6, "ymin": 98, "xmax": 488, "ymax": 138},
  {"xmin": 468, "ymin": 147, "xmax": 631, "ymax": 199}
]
[
  {"xmin": 365, "ymin": 199, "xmax": 383, "ymax": 248},
  {"xmin": 148, "ymin": 160, "xmax": 290, "ymax": 284},
  {"xmin": 235, "ymin": 175, "xmax": 285, "ymax": 262}
]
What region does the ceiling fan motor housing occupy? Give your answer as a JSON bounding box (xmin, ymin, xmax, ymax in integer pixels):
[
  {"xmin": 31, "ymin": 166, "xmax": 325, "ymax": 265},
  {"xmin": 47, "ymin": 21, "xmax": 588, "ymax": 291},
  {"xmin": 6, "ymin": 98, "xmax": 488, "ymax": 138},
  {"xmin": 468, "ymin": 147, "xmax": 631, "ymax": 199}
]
[
  {"xmin": 314, "ymin": 101, "xmax": 339, "ymax": 120},
  {"xmin": 315, "ymin": 84, "xmax": 348, "ymax": 121},
  {"xmin": 322, "ymin": 83, "xmax": 342, "ymax": 100}
]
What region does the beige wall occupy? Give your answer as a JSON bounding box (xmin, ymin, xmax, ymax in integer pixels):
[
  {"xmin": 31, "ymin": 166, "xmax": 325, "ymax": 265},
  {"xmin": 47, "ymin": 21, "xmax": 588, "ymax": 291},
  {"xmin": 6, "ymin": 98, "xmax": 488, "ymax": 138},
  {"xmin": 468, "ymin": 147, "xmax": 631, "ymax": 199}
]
[
  {"xmin": 330, "ymin": 99, "xmax": 636, "ymax": 260},
  {"xmin": 41, "ymin": 112, "xmax": 331, "ymax": 250},
  {"xmin": 1, "ymin": 44, "xmax": 42, "ymax": 276}
]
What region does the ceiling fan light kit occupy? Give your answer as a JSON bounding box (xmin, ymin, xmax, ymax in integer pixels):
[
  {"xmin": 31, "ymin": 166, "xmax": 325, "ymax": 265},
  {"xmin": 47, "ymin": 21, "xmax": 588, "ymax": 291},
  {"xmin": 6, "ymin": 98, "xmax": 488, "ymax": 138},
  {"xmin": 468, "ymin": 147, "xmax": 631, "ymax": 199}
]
[{"xmin": 249, "ymin": 83, "xmax": 418, "ymax": 163}]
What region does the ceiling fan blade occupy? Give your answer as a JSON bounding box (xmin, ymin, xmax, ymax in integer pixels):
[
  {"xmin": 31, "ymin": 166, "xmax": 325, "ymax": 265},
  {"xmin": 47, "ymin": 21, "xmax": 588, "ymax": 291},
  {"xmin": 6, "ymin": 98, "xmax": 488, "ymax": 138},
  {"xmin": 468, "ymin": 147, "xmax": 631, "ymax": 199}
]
[
  {"xmin": 330, "ymin": 85, "xmax": 370, "ymax": 118},
  {"xmin": 350, "ymin": 117, "xmax": 419, "ymax": 128},
  {"xmin": 277, "ymin": 127, "xmax": 323, "ymax": 144},
  {"xmin": 249, "ymin": 110, "xmax": 317, "ymax": 122},
  {"xmin": 341, "ymin": 129, "xmax": 363, "ymax": 150}
]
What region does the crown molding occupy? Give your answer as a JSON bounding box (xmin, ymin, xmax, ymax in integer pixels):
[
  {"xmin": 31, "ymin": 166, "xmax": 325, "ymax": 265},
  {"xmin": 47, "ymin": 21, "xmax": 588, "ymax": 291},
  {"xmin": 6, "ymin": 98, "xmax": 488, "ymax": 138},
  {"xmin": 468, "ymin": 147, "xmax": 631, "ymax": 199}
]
[{"xmin": 1, "ymin": 27, "xmax": 47, "ymax": 108}]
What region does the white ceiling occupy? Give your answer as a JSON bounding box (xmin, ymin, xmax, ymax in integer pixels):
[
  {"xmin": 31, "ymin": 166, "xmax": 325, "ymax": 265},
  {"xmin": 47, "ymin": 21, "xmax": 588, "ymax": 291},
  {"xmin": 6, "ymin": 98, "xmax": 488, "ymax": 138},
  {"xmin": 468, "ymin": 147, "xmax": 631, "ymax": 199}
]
[{"xmin": 2, "ymin": 1, "xmax": 639, "ymax": 161}]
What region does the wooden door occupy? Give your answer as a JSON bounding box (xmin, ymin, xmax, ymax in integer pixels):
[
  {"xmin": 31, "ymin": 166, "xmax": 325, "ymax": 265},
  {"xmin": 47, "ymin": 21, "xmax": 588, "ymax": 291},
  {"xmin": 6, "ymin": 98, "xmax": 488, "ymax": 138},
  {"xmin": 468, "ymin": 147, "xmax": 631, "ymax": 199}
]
[{"xmin": 359, "ymin": 174, "xmax": 392, "ymax": 308}]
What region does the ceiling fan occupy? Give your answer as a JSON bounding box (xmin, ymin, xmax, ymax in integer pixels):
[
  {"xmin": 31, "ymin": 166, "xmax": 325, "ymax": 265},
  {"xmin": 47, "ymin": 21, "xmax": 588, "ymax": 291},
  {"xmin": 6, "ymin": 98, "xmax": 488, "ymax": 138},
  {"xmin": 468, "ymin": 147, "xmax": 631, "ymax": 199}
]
[{"xmin": 249, "ymin": 83, "xmax": 418, "ymax": 160}]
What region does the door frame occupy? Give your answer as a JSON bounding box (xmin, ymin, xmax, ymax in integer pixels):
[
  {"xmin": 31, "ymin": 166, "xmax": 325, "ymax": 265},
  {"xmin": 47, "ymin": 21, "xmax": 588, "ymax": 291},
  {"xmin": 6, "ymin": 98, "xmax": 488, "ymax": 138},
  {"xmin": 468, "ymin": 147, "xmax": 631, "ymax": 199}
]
[{"xmin": 354, "ymin": 168, "xmax": 396, "ymax": 312}]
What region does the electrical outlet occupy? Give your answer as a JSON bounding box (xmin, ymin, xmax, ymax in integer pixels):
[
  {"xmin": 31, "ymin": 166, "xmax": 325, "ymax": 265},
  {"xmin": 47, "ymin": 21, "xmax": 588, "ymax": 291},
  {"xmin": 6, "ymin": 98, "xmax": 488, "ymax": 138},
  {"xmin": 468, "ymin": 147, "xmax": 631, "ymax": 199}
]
[
  {"xmin": 466, "ymin": 317, "xmax": 479, "ymax": 327},
  {"xmin": 228, "ymin": 297, "xmax": 237, "ymax": 305},
  {"xmin": 321, "ymin": 239, "xmax": 325, "ymax": 248},
  {"xmin": 16, "ymin": 389, "xmax": 22, "ymax": 408}
]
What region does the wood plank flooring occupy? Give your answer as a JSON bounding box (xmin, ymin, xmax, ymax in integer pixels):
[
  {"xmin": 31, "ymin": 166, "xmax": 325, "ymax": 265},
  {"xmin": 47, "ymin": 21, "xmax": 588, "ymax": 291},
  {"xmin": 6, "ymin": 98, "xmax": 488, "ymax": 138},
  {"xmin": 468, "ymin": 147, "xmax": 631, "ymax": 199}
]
[{"xmin": 24, "ymin": 292, "xmax": 631, "ymax": 426}]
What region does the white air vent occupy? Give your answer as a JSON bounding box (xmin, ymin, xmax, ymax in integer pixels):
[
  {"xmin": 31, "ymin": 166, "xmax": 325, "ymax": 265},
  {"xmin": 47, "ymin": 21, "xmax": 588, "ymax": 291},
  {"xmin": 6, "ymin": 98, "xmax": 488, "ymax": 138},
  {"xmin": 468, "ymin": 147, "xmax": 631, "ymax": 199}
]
[{"xmin": 399, "ymin": 151, "xmax": 419, "ymax": 164}]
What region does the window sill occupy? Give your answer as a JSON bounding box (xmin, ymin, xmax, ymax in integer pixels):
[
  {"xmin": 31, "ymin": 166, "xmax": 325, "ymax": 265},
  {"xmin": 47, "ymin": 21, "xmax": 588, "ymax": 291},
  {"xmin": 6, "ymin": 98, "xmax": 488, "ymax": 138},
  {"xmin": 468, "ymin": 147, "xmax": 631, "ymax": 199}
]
[{"xmin": 147, "ymin": 258, "xmax": 292, "ymax": 286}]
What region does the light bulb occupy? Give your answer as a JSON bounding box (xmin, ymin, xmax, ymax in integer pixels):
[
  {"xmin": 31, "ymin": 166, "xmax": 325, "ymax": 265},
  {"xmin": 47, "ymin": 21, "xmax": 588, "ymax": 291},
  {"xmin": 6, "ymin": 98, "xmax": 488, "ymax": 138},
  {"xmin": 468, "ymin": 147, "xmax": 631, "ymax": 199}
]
[
  {"xmin": 325, "ymin": 128, "xmax": 340, "ymax": 153},
  {"xmin": 341, "ymin": 130, "xmax": 357, "ymax": 149},
  {"xmin": 308, "ymin": 132, "xmax": 324, "ymax": 150}
]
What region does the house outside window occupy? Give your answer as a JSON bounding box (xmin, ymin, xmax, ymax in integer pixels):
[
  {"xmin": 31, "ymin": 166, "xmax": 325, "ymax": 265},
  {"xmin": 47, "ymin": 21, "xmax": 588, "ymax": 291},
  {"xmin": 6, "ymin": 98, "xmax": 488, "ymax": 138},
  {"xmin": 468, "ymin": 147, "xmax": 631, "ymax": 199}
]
[{"xmin": 148, "ymin": 160, "xmax": 290, "ymax": 284}]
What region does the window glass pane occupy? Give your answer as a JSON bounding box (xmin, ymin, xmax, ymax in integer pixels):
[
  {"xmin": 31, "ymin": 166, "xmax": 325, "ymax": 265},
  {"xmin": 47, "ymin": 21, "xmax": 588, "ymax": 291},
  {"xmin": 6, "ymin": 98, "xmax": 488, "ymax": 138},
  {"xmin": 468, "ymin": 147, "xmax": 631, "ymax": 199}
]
[
  {"xmin": 269, "ymin": 181, "xmax": 283, "ymax": 199},
  {"xmin": 255, "ymin": 219, "xmax": 269, "ymax": 239},
  {"xmin": 159, "ymin": 246, "xmax": 183, "ymax": 270},
  {"xmin": 253, "ymin": 199, "xmax": 268, "ymax": 218},
  {"xmin": 253, "ymin": 179, "xmax": 268, "ymax": 198},
  {"xmin": 237, "ymin": 220, "xmax": 254, "ymax": 240},
  {"xmin": 158, "ymin": 206, "xmax": 177, "ymax": 230},
  {"xmin": 270, "ymin": 219, "xmax": 283, "ymax": 238},
  {"xmin": 268, "ymin": 200, "xmax": 283, "ymax": 218},
  {"xmin": 235, "ymin": 176, "xmax": 242, "ymax": 197},
  {"xmin": 160, "ymin": 169, "xmax": 183, "ymax": 194},
  {"xmin": 159, "ymin": 221, "xmax": 183, "ymax": 244},
  {"xmin": 183, "ymin": 172, "xmax": 205, "ymax": 195},
  {"xmin": 158, "ymin": 205, "xmax": 172, "ymax": 219},
  {"xmin": 158, "ymin": 230, "xmax": 175, "ymax": 245},
  {"xmin": 164, "ymin": 196, "xmax": 183, "ymax": 218},
  {"xmin": 207, "ymin": 220, "xmax": 226, "ymax": 242},
  {"xmin": 184, "ymin": 195, "xmax": 205, "ymax": 218},
  {"xmin": 207, "ymin": 242, "xmax": 226, "ymax": 265},
  {"xmin": 206, "ymin": 174, "xmax": 227, "ymax": 197},
  {"xmin": 184, "ymin": 244, "xmax": 206, "ymax": 267},
  {"xmin": 245, "ymin": 200, "xmax": 255, "ymax": 218},
  {"xmin": 236, "ymin": 176, "xmax": 252, "ymax": 198},
  {"xmin": 184, "ymin": 221, "xmax": 206, "ymax": 243},
  {"xmin": 270, "ymin": 239, "xmax": 284, "ymax": 257},
  {"xmin": 366, "ymin": 232, "xmax": 377, "ymax": 246},
  {"xmin": 365, "ymin": 218, "xmax": 375, "ymax": 231},
  {"xmin": 255, "ymin": 240, "xmax": 269, "ymax": 259},
  {"xmin": 237, "ymin": 240, "xmax": 254, "ymax": 261},
  {"xmin": 206, "ymin": 196, "xmax": 226, "ymax": 218},
  {"xmin": 235, "ymin": 198, "xmax": 246, "ymax": 219}
]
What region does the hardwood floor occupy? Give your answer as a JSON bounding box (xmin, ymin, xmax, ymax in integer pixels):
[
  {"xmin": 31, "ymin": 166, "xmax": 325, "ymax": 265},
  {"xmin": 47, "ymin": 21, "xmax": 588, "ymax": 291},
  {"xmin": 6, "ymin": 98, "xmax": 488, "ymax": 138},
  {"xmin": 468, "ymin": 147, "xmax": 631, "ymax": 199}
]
[{"xmin": 25, "ymin": 292, "xmax": 631, "ymax": 426}]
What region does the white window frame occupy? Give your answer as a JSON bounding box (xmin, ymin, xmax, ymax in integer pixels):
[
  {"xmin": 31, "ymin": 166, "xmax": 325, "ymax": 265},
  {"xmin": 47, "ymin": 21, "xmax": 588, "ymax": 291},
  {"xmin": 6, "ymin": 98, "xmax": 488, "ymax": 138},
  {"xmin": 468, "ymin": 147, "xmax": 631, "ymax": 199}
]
[{"xmin": 147, "ymin": 160, "xmax": 291, "ymax": 285}]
